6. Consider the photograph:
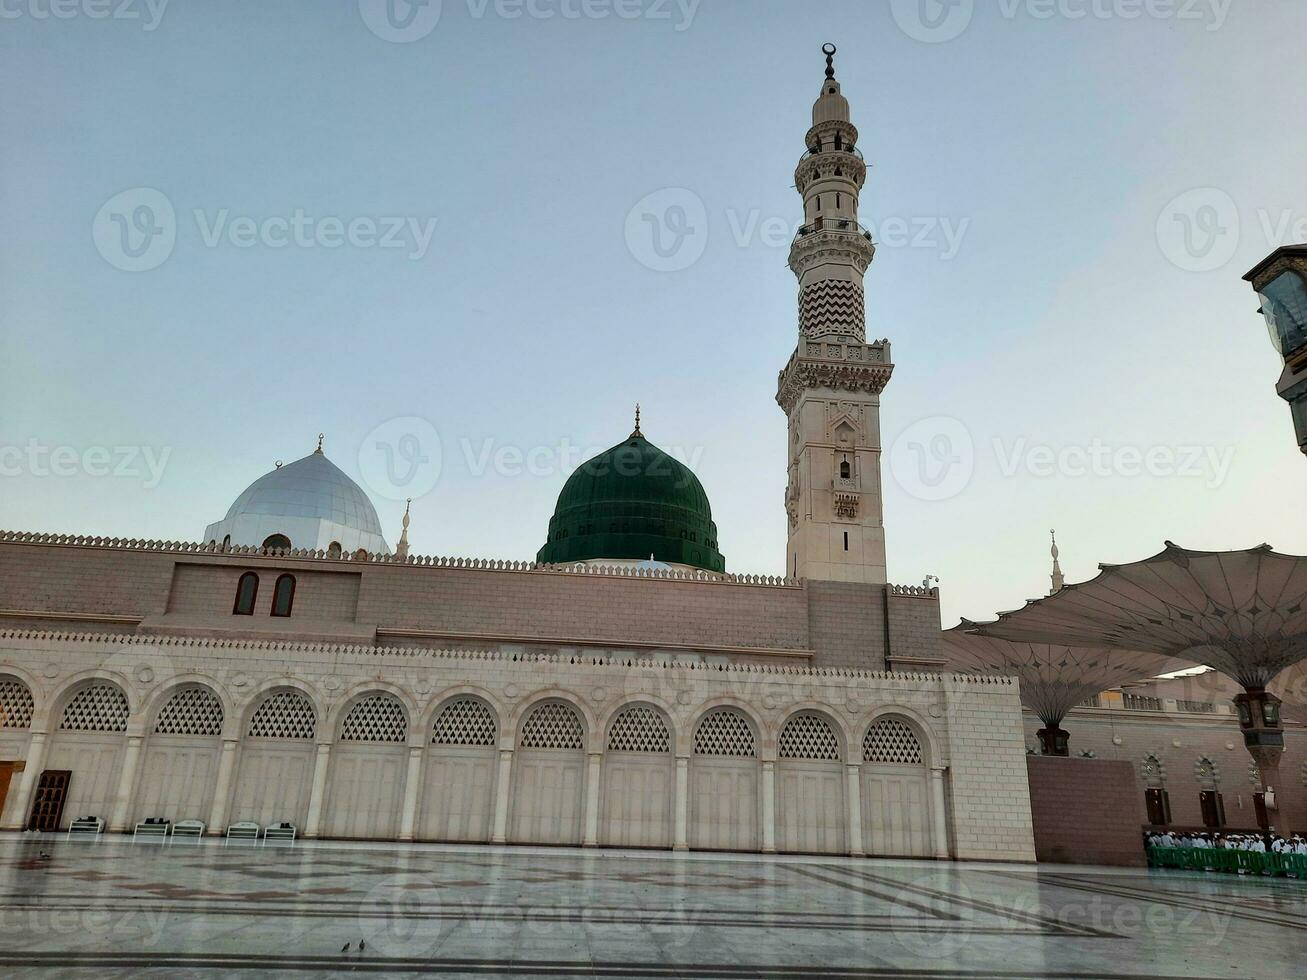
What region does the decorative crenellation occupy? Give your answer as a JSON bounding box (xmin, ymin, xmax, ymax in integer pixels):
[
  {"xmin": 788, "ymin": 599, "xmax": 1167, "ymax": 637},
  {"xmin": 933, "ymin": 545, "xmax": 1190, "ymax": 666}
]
[
  {"xmin": 0, "ymin": 627, "xmax": 993, "ymax": 684},
  {"xmin": 0, "ymin": 530, "xmax": 799, "ymax": 588},
  {"xmin": 777, "ymin": 357, "xmax": 894, "ymax": 416},
  {"xmin": 795, "ymin": 149, "xmax": 866, "ymax": 193},
  {"xmin": 890, "ymin": 584, "xmax": 941, "ymax": 599},
  {"xmin": 788, "ymin": 228, "xmax": 875, "ymax": 279}
]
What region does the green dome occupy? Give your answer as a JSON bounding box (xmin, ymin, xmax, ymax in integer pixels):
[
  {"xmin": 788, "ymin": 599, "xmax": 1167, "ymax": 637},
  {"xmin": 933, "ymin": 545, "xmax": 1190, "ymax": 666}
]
[{"xmin": 536, "ymin": 431, "xmax": 726, "ymax": 572}]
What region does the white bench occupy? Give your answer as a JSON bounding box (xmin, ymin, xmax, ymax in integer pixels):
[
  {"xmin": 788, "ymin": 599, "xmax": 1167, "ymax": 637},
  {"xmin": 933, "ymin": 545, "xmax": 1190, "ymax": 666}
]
[
  {"xmin": 132, "ymin": 819, "xmax": 171, "ymax": 842},
  {"xmin": 171, "ymin": 820, "xmax": 205, "ymax": 841},
  {"xmin": 225, "ymin": 821, "xmax": 261, "ymax": 843},
  {"xmin": 68, "ymin": 817, "xmax": 104, "ymax": 840},
  {"xmin": 263, "ymin": 822, "xmax": 297, "ymax": 844}
]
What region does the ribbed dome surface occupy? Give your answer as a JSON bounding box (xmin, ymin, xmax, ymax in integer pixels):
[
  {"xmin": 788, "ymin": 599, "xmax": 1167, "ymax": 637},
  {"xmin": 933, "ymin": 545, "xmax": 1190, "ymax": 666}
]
[
  {"xmin": 536, "ymin": 433, "xmax": 725, "ymax": 572},
  {"xmin": 224, "ymin": 451, "xmax": 384, "ymax": 537}
]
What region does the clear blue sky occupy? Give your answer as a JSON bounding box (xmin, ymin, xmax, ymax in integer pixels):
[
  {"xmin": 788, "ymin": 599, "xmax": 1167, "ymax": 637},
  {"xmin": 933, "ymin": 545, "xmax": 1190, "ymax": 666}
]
[{"xmin": 3, "ymin": 0, "xmax": 1305, "ymax": 627}]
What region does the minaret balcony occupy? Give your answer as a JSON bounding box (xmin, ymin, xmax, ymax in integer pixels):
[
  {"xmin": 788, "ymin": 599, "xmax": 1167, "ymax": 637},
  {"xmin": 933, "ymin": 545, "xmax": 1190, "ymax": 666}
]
[
  {"xmin": 800, "ymin": 143, "xmax": 864, "ymax": 163},
  {"xmin": 794, "ymin": 216, "xmax": 872, "ymax": 243}
]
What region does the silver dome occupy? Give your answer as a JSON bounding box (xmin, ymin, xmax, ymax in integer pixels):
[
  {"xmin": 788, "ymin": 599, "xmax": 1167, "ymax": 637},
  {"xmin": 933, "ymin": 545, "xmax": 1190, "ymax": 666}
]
[{"xmin": 224, "ymin": 451, "xmax": 385, "ymax": 537}]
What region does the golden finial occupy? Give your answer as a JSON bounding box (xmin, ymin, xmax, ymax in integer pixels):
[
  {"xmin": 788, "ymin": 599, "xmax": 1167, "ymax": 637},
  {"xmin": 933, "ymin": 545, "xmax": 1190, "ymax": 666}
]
[
  {"xmin": 631, "ymin": 403, "xmax": 643, "ymax": 438},
  {"xmin": 315, "ymin": 432, "xmax": 325, "ymax": 454}
]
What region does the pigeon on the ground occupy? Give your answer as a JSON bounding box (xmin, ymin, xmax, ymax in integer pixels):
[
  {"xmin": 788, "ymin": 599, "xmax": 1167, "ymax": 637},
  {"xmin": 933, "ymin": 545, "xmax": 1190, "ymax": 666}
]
[
  {"xmin": 359, "ymin": 940, "xmax": 366, "ymax": 952},
  {"xmin": 340, "ymin": 942, "xmax": 351, "ymax": 953}
]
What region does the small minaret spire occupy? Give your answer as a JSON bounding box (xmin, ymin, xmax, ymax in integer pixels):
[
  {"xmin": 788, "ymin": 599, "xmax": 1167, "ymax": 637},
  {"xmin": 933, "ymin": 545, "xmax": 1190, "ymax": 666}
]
[
  {"xmin": 395, "ymin": 498, "xmax": 412, "ymax": 559},
  {"xmin": 631, "ymin": 403, "xmax": 643, "ymax": 438},
  {"xmin": 1049, "ymin": 529, "xmax": 1065, "ymax": 595}
]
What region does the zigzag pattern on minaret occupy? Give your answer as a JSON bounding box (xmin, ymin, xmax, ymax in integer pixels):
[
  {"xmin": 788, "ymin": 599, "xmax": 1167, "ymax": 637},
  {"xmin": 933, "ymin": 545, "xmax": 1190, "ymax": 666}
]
[{"xmin": 799, "ymin": 280, "xmax": 866, "ymax": 340}]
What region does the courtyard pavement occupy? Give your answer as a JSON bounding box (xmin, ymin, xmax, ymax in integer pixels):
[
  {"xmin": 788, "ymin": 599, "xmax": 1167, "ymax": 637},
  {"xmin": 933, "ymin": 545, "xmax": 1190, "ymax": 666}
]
[{"xmin": 0, "ymin": 833, "xmax": 1304, "ymax": 978}]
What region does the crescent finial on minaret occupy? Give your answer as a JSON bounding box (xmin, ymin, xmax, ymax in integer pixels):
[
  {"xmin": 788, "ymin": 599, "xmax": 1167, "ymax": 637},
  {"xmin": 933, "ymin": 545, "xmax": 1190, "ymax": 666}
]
[
  {"xmin": 315, "ymin": 433, "xmax": 325, "ymax": 454},
  {"xmin": 823, "ymin": 42, "xmax": 837, "ymax": 79},
  {"xmin": 632, "ymin": 403, "xmax": 643, "ymax": 438}
]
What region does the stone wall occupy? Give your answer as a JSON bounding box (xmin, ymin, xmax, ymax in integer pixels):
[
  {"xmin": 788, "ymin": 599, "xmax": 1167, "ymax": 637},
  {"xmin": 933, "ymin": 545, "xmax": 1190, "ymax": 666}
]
[
  {"xmin": 1025, "ymin": 757, "xmax": 1145, "ymax": 866},
  {"xmin": 0, "ymin": 628, "xmax": 1032, "ymax": 862},
  {"xmin": 1022, "ymin": 710, "xmax": 1307, "ymax": 835},
  {"xmin": 0, "ymin": 538, "xmax": 942, "ymax": 670}
]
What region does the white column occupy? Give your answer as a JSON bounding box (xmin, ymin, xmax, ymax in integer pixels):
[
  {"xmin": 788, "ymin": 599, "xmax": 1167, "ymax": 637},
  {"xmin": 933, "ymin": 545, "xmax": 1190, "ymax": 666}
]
[
  {"xmin": 673, "ymin": 756, "xmax": 689, "ymax": 851},
  {"xmin": 491, "ymin": 748, "xmax": 513, "ymax": 844},
  {"xmin": 930, "ymin": 767, "xmax": 950, "ymax": 860},
  {"xmin": 846, "ymin": 763, "xmax": 864, "ymax": 857},
  {"xmin": 761, "ymin": 760, "xmax": 776, "ymax": 854},
  {"xmin": 206, "ymin": 739, "xmax": 239, "ymax": 835},
  {"xmin": 108, "ymin": 735, "xmax": 144, "ymax": 832},
  {"xmin": 3, "ymin": 732, "xmax": 47, "ymax": 830},
  {"xmin": 398, "ymin": 745, "xmax": 424, "ymax": 842},
  {"xmin": 303, "ymin": 742, "xmax": 332, "ymax": 838},
  {"xmin": 582, "ymin": 751, "xmax": 603, "ymax": 847}
]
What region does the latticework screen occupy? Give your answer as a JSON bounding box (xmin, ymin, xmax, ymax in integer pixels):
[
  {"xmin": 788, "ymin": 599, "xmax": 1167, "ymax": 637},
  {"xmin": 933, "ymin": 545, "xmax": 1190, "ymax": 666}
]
[
  {"xmin": 247, "ymin": 690, "xmax": 316, "ymax": 739},
  {"xmin": 155, "ymin": 687, "xmax": 223, "ymax": 736},
  {"xmin": 431, "ymin": 697, "xmax": 497, "ymax": 746},
  {"xmin": 340, "ymin": 694, "xmax": 407, "ymax": 743},
  {"xmin": 862, "ymin": 718, "xmax": 923, "ymax": 765},
  {"xmin": 607, "ymin": 705, "xmax": 671, "ymax": 753},
  {"xmin": 519, "ymin": 702, "xmax": 584, "ymax": 750},
  {"xmin": 779, "ymin": 713, "xmax": 840, "ymax": 761},
  {"xmin": 59, "ymin": 684, "xmax": 130, "ymax": 733},
  {"xmin": 693, "ymin": 709, "xmax": 756, "ymax": 757},
  {"xmin": 0, "ymin": 678, "xmax": 34, "ymax": 729}
]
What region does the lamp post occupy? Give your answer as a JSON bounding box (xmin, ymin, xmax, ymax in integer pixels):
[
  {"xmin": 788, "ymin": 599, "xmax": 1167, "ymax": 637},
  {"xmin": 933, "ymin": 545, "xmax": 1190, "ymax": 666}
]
[{"xmin": 1244, "ymin": 245, "xmax": 1307, "ymax": 455}]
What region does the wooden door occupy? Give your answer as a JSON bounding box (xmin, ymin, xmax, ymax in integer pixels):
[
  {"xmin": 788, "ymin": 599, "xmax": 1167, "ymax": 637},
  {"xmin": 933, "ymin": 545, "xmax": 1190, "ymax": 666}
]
[
  {"xmin": 28, "ymin": 770, "xmax": 71, "ymax": 831},
  {"xmin": 1145, "ymin": 788, "xmax": 1171, "ymax": 826},
  {"xmin": 0, "ymin": 763, "xmax": 16, "ymax": 823},
  {"xmin": 1199, "ymin": 790, "xmax": 1225, "ymax": 829}
]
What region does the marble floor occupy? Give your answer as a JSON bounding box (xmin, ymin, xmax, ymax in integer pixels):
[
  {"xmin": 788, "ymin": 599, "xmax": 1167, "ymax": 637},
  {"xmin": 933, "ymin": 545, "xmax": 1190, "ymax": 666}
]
[{"xmin": 0, "ymin": 834, "xmax": 1304, "ymax": 978}]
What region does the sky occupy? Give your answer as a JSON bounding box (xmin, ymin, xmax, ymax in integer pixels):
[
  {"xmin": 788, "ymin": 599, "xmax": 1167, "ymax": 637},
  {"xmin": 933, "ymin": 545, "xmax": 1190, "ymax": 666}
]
[{"xmin": 2, "ymin": 0, "xmax": 1306, "ymax": 628}]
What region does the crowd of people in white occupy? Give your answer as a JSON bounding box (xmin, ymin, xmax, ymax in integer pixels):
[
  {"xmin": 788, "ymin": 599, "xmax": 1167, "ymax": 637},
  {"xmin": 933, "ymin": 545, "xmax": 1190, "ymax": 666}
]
[{"xmin": 1146, "ymin": 831, "xmax": 1307, "ymax": 855}]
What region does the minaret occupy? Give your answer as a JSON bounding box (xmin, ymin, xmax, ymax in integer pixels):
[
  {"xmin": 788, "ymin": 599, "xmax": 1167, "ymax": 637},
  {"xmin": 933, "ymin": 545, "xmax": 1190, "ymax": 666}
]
[
  {"xmin": 395, "ymin": 499, "xmax": 412, "ymax": 559},
  {"xmin": 776, "ymin": 45, "xmax": 893, "ymax": 583},
  {"xmin": 1049, "ymin": 529, "xmax": 1065, "ymax": 595}
]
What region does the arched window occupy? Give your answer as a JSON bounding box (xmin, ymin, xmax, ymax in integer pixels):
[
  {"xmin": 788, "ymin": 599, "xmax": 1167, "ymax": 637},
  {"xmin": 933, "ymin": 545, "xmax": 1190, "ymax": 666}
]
[
  {"xmin": 247, "ymin": 690, "xmax": 315, "ymax": 739},
  {"xmin": 232, "ymin": 572, "xmax": 259, "ymax": 615},
  {"xmin": 863, "ymin": 718, "xmax": 924, "ymax": 765},
  {"xmin": 262, "ymin": 533, "xmax": 291, "ymax": 551},
  {"xmin": 519, "ymin": 702, "xmax": 584, "ymax": 750},
  {"xmin": 59, "ymin": 684, "xmax": 130, "ymax": 733},
  {"xmin": 693, "ymin": 709, "xmax": 756, "ymax": 757},
  {"xmin": 608, "ymin": 705, "xmax": 671, "ymax": 753},
  {"xmin": 340, "ymin": 694, "xmax": 407, "ymax": 743},
  {"xmin": 155, "ymin": 687, "xmax": 223, "ymax": 736},
  {"xmin": 839, "ymin": 459, "xmax": 851, "ymax": 479},
  {"xmin": 779, "ymin": 713, "xmax": 840, "ymax": 761},
  {"xmin": 0, "ymin": 678, "xmax": 35, "ymax": 729},
  {"xmin": 271, "ymin": 574, "xmax": 295, "ymax": 617},
  {"xmin": 431, "ymin": 697, "xmax": 497, "ymax": 747}
]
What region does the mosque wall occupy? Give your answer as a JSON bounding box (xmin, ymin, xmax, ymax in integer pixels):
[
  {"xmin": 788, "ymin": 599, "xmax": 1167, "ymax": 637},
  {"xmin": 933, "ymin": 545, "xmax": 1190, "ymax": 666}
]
[
  {"xmin": 0, "ymin": 629, "xmax": 1034, "ymax": 862},
  {"xmin": 0, "ymin": 538, "xmax": 944, "ymax": 669},
  {"xmin": 1022, "ymin": 710, "xmax": 1307, "ymax": 834}
]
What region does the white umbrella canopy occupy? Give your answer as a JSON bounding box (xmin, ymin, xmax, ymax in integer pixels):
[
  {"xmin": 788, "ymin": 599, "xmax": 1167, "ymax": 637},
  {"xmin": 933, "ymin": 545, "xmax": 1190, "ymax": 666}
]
[
  {"xmin": 941, "ymin": 627, "xmax": 1186, "ymax": 729},
  {"xmin": 965, "ymin": 543, "xmax": 1307, "ymax": 691}
]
